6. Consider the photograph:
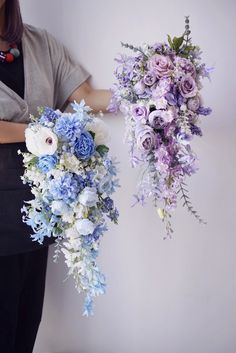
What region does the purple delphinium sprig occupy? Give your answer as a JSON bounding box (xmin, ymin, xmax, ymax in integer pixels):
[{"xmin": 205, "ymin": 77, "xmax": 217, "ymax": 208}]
[{"xmin": 109, "ymin": 16, "xmax": 213, "ymax": 237}]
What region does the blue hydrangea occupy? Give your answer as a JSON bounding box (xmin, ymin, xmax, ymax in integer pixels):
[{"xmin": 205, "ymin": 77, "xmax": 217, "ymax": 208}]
[
  {"xmin": 37, "ymin": 154, "xmax": 58, "ymax": 173},
  {"xmin": 54, "ymin": 114, "xmax": 82, "ymax": 141},
  {"xmin": 74, "ymin": 130, "xmax": 95, "ymax": 160},
  {"xmin": 38, "ymin": 107, "xmax": 59, "ymax": 126},
  {"xmin": 49, "ymin": 173, "xmax": 80, "ymax": 203}
]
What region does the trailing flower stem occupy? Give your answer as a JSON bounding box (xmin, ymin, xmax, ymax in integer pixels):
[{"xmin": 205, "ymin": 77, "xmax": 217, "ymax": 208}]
[{"xmin": 179, "ymin": 181, "xmax": 207, "ymax": 224}]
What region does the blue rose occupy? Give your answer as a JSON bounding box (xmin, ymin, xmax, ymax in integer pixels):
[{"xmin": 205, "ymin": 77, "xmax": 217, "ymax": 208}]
[
  {"xmin": 74, "ymin": 131, "xmax": 95, "ymax": 160},
  {"xmin": 37, "ymin": 154, "xmax": 58, "ymax": 173}
]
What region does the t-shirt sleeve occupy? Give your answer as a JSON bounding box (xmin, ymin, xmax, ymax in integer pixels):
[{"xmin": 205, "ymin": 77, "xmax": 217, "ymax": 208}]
[{"xmin": 44, "ymin": 30, "xmax": 91, "ymax": 111}]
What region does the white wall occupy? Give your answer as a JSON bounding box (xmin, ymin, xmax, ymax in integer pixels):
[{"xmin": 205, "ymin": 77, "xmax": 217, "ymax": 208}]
[{"xmin": 20, "ymin": 1, "xmax": 236, "ymax": 352}]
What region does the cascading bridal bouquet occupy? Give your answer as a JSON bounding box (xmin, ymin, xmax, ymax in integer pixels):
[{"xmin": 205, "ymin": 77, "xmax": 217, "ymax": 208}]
[
  {"xmin": 108, "ymin": 16, "xmax": 213, "ymax": 238},
  {"xmin": 18, "ymin": 100, "xmax": 119, "ymax": 316}
]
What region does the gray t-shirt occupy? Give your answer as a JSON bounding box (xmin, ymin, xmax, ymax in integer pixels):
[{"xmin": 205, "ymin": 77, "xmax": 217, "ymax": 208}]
[{"xmin": 0, "ymin": 23, "xmax": 91, "ymax": 123}]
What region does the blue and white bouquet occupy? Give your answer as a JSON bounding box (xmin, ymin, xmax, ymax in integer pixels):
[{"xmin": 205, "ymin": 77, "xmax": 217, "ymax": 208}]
[{"xmin": 18, "ymin": 100, "xmax": 119, "ymax": 316}]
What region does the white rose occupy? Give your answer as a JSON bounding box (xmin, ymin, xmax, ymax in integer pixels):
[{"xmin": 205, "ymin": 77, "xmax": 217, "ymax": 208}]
[
  {"xmin": 78, "ymin": 187, "xmax": 98, "ymax": 207},
  {"xmin": 65, "ymin": 225, "xmax": 80, "ymax": 239},
  {"xmin": 86, "ymin": 117, "xmax": 110, "ymax": 145},
  {"xmin": 75, "ymin": 218, "xmax": 95, "ymax": 235},
  {"xmin": 25, "ymin": 125, "xmax": 58, "ymax": 157}
]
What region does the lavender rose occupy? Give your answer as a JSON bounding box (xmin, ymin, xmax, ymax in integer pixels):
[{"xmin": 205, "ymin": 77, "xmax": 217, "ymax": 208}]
[
  {"xmin": 143, "ymin": 71, "xmax": 157, "ymax": 86},
  {"xmin": 131, "ymin": 104, "xmax": 148, "ymax": 121},
  {"xmin": 175, "ymin": 57, "xmax": 196, "ymax": 77},
  {"xmin": 148, "ymin": 107, "xmax": 177, "ymax": 128},
  {"xmin": 147, "ymin": 54, "xmax": 174, "ymax": 79},
  {"xmin": 136, "ymin": 125, "xmax": 156, "ymax": 151},
  {"xmin": 187, "ymin": 96, "xmax": 201, "ymax": 112},
  {"xmin": 148, "ymin": 110, "xmax": 166, "ymax": 128},
  {"xmin": 179, "ymin": 75, "xmax": 198, "ymax": 98}
]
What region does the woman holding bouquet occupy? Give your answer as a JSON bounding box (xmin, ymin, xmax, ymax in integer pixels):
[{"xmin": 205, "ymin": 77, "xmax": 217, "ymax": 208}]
[{"xmin": 0, "ymin": 0, "xmax": 111, "ymax": 352}]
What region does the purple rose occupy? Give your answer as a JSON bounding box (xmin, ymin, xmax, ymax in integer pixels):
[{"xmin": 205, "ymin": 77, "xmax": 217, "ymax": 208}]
[
  {"xmin": 175, "ymin": 57, "xmax": 196, "ymax": 77},
  {"xmin": 179, "ymin": 75, "xmax": 198, "ymax": 98},
  {"xmin": 148, "ymin": 107, "xmax": 177, "ymax": 128},
  {"xmin": 136, "ymin": 125, "xmax": 156, "ymax": 151},
  {"xmin": 187, "ymin": 96, "xmax": 200, "ymax": 112},
  {"xmin": 131, "ymin": 104, "xmax": 148, "ymax": 121},
  {"xmin": 148, "ymin": 110, "xmax": 166, "ymax": 128},
  {"xmin": 133, "ymin": 80, "xmax": 146, "ymax": 95},
  {"xmin": 147, "ymin": 54, "xmax": 174, "ymax": 78},
  {"xmin": 143, "ymin": 72, "xmax": 157, "ymax": 86}
]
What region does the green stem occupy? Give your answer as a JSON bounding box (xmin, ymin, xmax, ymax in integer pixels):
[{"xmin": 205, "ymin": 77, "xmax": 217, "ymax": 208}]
[{"xmin": 179, "ymin": 181, "xmax": 207, "ymax": 224}]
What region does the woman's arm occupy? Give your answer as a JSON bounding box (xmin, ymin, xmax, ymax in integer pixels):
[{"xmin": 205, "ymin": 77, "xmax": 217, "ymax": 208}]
[
  {"xmin": 68, "ymin": 81, "xmax": 112, "ymax": 113},
  {"xmin": 0, "ymin": 120, "xmax": 28, "ymax": 143},
  {"xmin": 0, "ymin": 81, "xmax": 111, "ymax": 144}
]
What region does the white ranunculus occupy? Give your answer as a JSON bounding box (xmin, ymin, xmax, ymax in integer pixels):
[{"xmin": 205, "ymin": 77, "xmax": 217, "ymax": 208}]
[
  {"xmin": 86, "ymin": 117, "xmax": 110, "ymax": 145},
  {"xmin": 25, "ymin": 125, "xmax": 58, "ymax": 156},
  {"xmin": 75, "ymin": 218, "xmax": 95, "ymax": 235},
  {"xmin": 78, "ymin": 187, "xmax": 98, "ymax": 207},
  {"xmin": 51, "ymin": 200, "xmax": 69, "ymax": 215}
]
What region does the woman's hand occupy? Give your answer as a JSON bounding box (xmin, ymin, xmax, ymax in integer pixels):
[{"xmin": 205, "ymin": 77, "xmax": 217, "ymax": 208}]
[
  {"xmin": 68, "ymin": 80, "xmax": 112, "ymax": 113},
  {"xmin": 0, "ymin": 120, "xmax": 28, "ymax": 143},
  {"xmin": 0, "ymin": 81, "xmax": 112, "ymax": 144}
]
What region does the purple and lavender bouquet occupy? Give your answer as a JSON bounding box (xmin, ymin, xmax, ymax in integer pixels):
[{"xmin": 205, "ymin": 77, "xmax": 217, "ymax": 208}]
[{"xmin": 108, "ymin": 17, "xmax": 212, "ymax": 237}]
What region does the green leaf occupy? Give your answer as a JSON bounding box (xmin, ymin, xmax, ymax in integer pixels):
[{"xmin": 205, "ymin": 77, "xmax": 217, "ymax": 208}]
[
  {"xmin": 172, "ymin": 36, "xmax": 184, "ymax": 52},
  {"xmin": 96, "ymin": 144, "xmax": 109, "ymax": 157},
  {"xmin": 37, "ymin": 106, "xmax": 44, "ymax": 115},
  {"xmin": 167, "ymin": 34, "xmax": 173, "ymax": 48},
  {"xmin": 88, "ymin": 131, "xmax": 95, "ymax": 140}
]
